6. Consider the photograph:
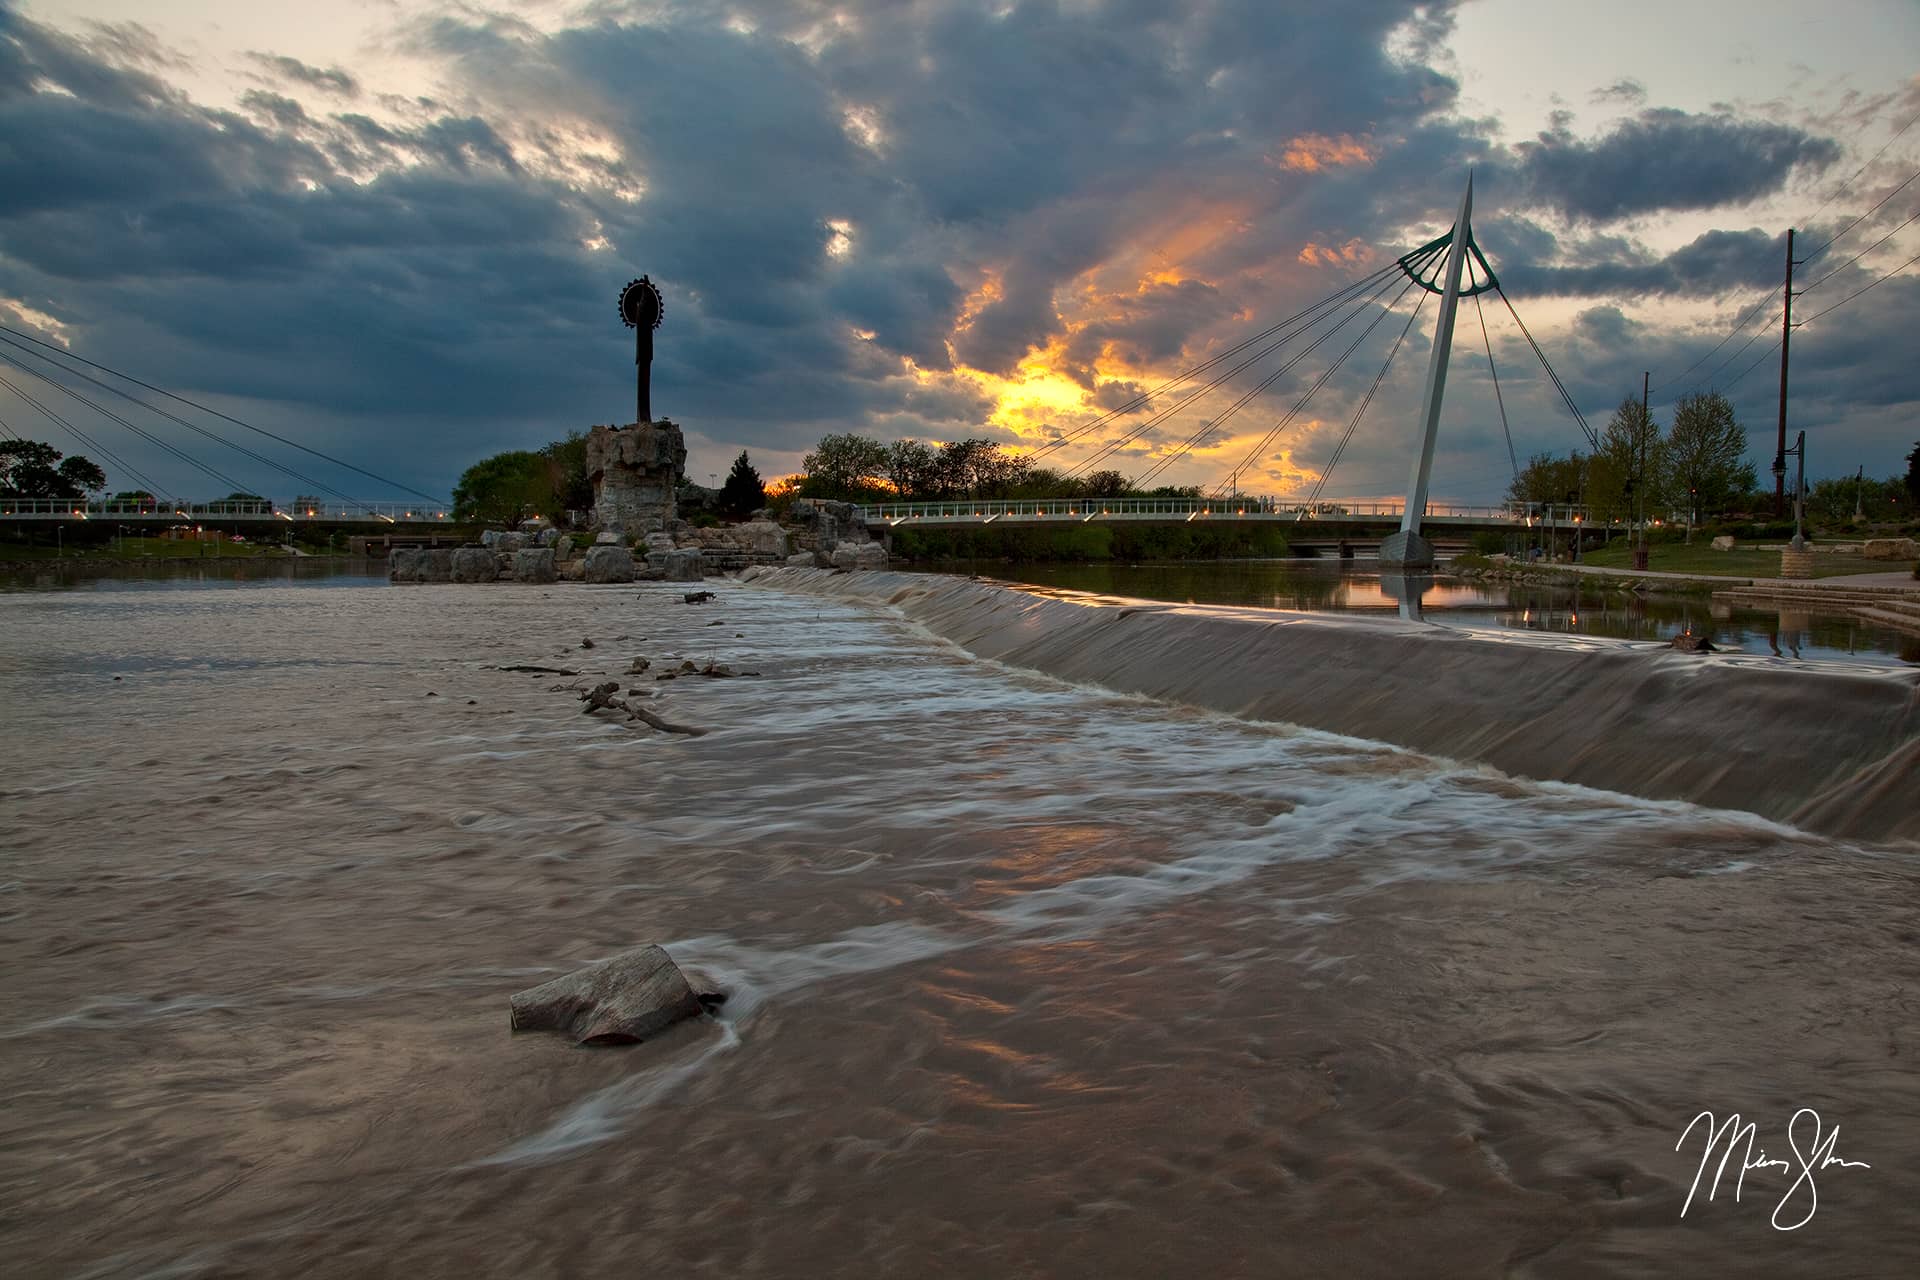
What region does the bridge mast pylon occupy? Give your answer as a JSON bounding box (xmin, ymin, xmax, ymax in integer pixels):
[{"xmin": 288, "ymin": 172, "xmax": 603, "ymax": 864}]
[{"xmin": 1380, "ymin": 172, "xmax": 1474, "ymax": 569}]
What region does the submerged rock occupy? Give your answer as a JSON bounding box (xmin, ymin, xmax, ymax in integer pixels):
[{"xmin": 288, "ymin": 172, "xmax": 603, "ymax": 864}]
[{"xmin": 509, "ymin": 945, "xmax": 706, "ymax": 1046}]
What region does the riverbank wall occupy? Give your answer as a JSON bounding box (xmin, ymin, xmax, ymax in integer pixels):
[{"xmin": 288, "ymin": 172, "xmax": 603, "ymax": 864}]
[{"xmin": 742, "ymin": 567, "xmax": 1920, "ymax": 843}]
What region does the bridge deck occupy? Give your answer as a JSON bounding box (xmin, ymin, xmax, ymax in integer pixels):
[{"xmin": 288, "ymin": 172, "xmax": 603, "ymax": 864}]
[
  {"xmin": 859, "ymin": 498, "xmax": 1601, "ymax": 531},
  {"xmin": 0, "ymin": 499, "xmax": 454, "ymax": 525}
]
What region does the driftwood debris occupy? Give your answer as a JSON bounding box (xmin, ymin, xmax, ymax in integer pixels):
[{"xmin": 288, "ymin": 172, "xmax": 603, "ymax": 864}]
[
  {"xmin": 509, "ymin": 945, "xmax": 709, "ymax": 1046},
  {"xmin": 579, "ymin": 680, "xmax": 708, "ymax": 736},
  {"xmin": 1669, "ymin": 632, "xmax": 1716, "ymax": 653},
  {"xmin": 684, "ymin": 591, "xmax": 716, "ymax": 604},
  {"xmin": 492, "ymin": 665, "xmax": 579, "ymax": 676}
]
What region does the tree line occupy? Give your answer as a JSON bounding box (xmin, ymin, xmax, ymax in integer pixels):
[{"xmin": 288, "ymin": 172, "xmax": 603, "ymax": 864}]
[
  {"xmin": 792, "ymin": 434, "xmax": 1186, "ymax": 503},
  {"xmin": 1512, "ymin": 393, "xmax": 1919, "ymax": 529}
]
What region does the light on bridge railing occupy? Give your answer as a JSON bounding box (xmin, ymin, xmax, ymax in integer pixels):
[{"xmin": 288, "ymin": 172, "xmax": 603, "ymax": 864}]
[{"xmin": 275, "ymin": 511, "xmax": 293, "ymax": 521}]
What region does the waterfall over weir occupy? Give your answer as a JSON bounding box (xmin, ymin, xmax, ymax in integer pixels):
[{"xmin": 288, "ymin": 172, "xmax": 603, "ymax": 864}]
[{"xmin": 744, "ymin": 567, "xmax": 1920, "ymax": 843}]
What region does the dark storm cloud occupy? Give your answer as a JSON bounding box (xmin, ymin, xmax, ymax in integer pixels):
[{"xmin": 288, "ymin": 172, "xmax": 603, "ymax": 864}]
[
  {"xmin": 247, "ymin": 53, "xmax": 360, "ymax": 98},
  {"xmin": 1508, "ymin": 108, "xmax": 1841, "ymax": 222},
  {"xmin": 0, "ymin": 0, "xmax": 1911, "ymax": 500},
  {"xmin": 1502, "ymin": 227, "xmax": 1784, "ymax": 297}
]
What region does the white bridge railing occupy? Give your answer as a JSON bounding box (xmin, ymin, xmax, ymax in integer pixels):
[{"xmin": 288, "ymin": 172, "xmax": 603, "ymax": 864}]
[
  {"xmin": 0, "ymin": 498, "xmax": 454, "ymax": 523},
  {"xmin": 858, "ymin": 497, "xmax": 1601, "ymax": 526}
]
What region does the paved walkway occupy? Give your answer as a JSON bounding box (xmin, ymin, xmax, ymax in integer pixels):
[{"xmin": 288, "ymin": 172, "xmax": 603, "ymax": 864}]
[{"xmin": 1490, "ymin": 560, "xmax": 1920, "ymax": 594}]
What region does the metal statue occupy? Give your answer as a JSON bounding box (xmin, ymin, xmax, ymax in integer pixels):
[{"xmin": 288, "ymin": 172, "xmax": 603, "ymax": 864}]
[{"xmin": 618, "ymin": 276, "xmax": 665, "ymax": 425}]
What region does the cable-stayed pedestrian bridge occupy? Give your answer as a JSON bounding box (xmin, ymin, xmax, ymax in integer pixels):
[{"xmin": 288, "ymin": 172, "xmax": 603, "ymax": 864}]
[
  {"xmin": 0, "ymin": 497, "xmax": 453, "ymax": 525},
  {"xmin": 860, "ymin": 496, "xmax": 1598, "ymax": 532}
]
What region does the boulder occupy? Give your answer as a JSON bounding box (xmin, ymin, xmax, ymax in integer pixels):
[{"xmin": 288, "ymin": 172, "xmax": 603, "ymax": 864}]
[
  {"xmin": 1862, "ymin": 537, "xmax": 1919, "ymax": 561},
  {"xmin": 787, "ymin": 551, "xmax": 822, "ymax": 568},
  {"xmin": 552, "ymin": 535, "xmax": 574, "ymax": 562},
  {"xmin": 646, "ymin": 548, "xmax": 705, "ymax": 581},
  {"xmin": 734, "ymin": 520, "xmax": 790, "ymax": 557},
  {"xmin": 594, "ymin": 531, "xmax": 621, "ymax": 545},
  {"xmin": 644, "ymin": 532, "xmax": 677, "ymax": 553},
  {"xmin": 1710, "ymin": 535, "xmax": 1736, "ymax": 551},
  {"xmin": 509, "ymin": 945, "xmax": 706, "ymax": 1046},
  {"xmin": 558, "ymin": 558, "xmax": 586, "ymax": 582},
  {"xmin": 387, "ymin": 548, "xmax": 429, "ymax": 582},
  {"xmin": 423, "ymin": 549, "xmax": 453, "ymax": 582},
  {"xmin": 583, "ymin": 545, "xmax": 636, "ymax": 583},
  {"xmin": 451, "ymin": 547, "xmax": 499, "ymax": 583},
  {"xmin": 830, "ymin": 542, "xmax": 889, "ymax": 571},
  {"xmin": 513, "ymin": 548, "xmax": 558, "ymax": 583}
]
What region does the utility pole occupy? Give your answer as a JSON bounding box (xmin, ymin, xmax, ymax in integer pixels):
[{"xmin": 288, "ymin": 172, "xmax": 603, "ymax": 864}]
[
  {"xmin": 1853, "ymin": 464, "xmax": 1865, "ymax": 523},
  {"xmin": 1773, "ymin": 228, "xmax": 1796, "ymax": 517}
]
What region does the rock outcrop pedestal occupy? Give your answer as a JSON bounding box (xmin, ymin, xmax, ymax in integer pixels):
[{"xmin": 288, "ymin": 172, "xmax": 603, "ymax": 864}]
[{"xmin": 586, "ymin": 420, "xmax": 687, "ymax": 533}]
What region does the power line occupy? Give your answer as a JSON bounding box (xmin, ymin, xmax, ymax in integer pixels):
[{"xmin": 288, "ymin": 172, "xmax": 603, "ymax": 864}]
[
  {"xmin": 1798, "ymin": 247, "xmax": 1920, "ymax": 326},
  {"xmin": 1795, "ymin": 204, "xmax": 1920, "ymax": 298},
  {"xmin": 1799, "ymin": 104, "xmax": 1920, "ymax": 261},
  {"xmin": 0, "ymin": 321, "xmax": 446, "ymax": 503}
]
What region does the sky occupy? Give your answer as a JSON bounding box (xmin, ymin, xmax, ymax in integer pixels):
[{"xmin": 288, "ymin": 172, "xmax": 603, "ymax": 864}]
[{"xmin": 1, "ymin": 0, "xmax": 1916, "ymax": 505}]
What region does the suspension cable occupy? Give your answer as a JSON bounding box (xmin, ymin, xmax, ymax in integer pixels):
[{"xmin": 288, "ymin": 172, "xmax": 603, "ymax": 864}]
[
  {"xmin": 0, "ymin": 371, "xmax": 168, "ymax": 495},
  {"xmin": 0, "ymin": 320, "xmax": 446, "ymax": 503},
  {"xmin": 1474, "ymin": 292, "xmax": 1517, "ymax": 479},
  {"xmin": 0, "ymin": 350, "xmax": 253, "ymax": 496},
  {"xmin": 1026, "ymin": 262, "xmax": 1402, "ymax": 463},
  {"xmin": 0, "ymin": 333, "xmax": 372, "ymax": 507},
  {"xmin": 1208, "ymin": 277, "xmax": 1420, "ymax": 493},
  {"xmin": 1302, "ymin": 292, "xmax": 1429, "ymax": 510},
  {"xmin": 1492, "ymin": 284, "xmax": 1599, "ymax": 451},
  {"xmin": 1125, "ymin": 275, "xmax": 1414, "ymax": 489},
  {"xmin": 1066, "ymin": 269, "xmax": 1405, "ymax": 480}
]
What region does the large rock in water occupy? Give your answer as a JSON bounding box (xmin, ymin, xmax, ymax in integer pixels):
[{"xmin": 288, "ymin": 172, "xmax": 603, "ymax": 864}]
[
  {"xmin": 509, "ymin": 945, "xmax": 705, "ymax": 1046},
  {"xmin": 450, "ymin": 547, "xmax": 498, "ymax": 583},
  {"xmin": 830, "ymin": 542, "xmax": 888, "ymax": 570},
  {"xmin": 387, "ymin": 548, "xmax": 427, "ymax": 582},
  {"xmin": 583, "ymin": 545, "xmax": 636, "ymax": 583},
  {"xmin": 513, "ymin": 548, "xmax": 557, "ymax": 583},
  {"xmin": 646, "ymin": 548, "xmax": 705, "ymax": 581}
]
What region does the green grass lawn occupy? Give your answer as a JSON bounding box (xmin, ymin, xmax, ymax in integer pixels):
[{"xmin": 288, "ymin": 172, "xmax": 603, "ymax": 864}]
[
  {"xmin": 0, "ymin": 535, "xmax": 296, "ymax": 562},
  {"xmin": 1574, "ymin": 540, "xmax": 1916, "ymax": 580}
]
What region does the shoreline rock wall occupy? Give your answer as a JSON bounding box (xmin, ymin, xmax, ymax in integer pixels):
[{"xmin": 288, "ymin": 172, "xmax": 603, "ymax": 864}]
[{"xmin": 741, "ymin": 567, "xmax": 1920, "ymax": 843}]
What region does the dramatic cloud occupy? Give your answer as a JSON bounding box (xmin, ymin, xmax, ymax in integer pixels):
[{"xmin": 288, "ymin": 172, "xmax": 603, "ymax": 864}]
[
  {"xmin": 0, "ymin": 0, "xmax": 1911, "ymax": 504},
  {"xmin": 1509, "ymin": 108, "xmax": 1842, "ymax": 222}
]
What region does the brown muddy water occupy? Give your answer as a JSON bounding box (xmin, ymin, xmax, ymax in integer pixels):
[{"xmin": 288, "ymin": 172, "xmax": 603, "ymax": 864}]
[{"xmin": 1, "ymin": 576, "xmax": 1915, "ymax": 1278}]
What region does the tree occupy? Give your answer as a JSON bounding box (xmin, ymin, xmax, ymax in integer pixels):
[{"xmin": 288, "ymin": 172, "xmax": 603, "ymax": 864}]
[
  {"xmin": 1906, "ymin": 441, "xmax": 1919, "ymax": 504},
  {"xmin": 799, "ymin": 433, "xmax": 890, "ymax": 499},
  {"xmin": 1664, "ymin": 392, "xmax": 1756, "ymax": 525},
  {"xmin": 1507, "ymin": 451, "xmax": 1588, "ymax": 509},
  {"xmin": 0, "ymin": 439, "xmax": 106, "ymax": 499},
  {"xmin": 452, "ymin": 450, "xmax": 555, "ymax": 525},
  {"xmin": 1586, "ymin": 397, "xmax": 1663, "ymax": 525},
  {"xmin": 539, "ymin": 432, "xmax": 592, "ymax": 515},
  {"xmin": 717, "ymin": 450, "xmax": 766, "ymax": 519},
  {"xmin": 883, "ymin": 439, "xmax": 939, "ymax": 499}
]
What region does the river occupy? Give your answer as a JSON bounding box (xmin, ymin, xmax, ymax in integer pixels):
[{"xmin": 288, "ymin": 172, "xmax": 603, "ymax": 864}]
[
  {"xmin": 1, "ymin": 572, "xmax": 1914, "ymax": 1277},
  {"xmin": 959, "ymin": 559, "xmax": 1920, "ymax": 666}
]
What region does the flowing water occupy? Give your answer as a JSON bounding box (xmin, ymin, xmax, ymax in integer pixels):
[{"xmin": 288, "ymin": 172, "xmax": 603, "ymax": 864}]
[
  {"xmin": 1, "ymin": 575, "xmax": 1915, "ymax": 1277},
  {"xmin": 962, "ymin": 560, "xmax": 1920, "ymax": 666}
]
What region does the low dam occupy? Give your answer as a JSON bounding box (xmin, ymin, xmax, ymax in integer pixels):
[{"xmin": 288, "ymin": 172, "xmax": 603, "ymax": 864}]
[{"xmin": 743, "ymin": 567, "xmax": 1920, "ymax": 842}]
